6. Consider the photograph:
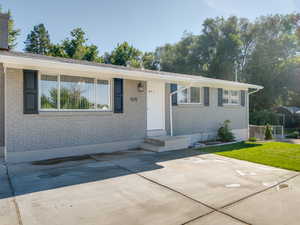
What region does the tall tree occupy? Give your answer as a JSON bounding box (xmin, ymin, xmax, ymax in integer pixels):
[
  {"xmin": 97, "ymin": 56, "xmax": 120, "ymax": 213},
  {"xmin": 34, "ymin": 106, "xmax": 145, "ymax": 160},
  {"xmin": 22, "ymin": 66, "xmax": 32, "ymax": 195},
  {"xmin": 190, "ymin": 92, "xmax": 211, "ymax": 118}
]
[
  {"xmin": 107, "ymin": 42, "xmax": 142, "ymax": 67},
  {"xmin": 48, "ymin": 28, "xmax": 103, "ymax": 62},
  {"xmin": 155, "ymin": 32, "xmax": 200, "ymax": 74},
  {"xmin": 0, "ymin": 6, "xmax": 20, "ymax": 49},
  {"xmin": 190, "ymin": 16, "xmax": 253, "ymax": 80},
  {"xmin": 61, "ymin": 28, "xmax": 87, "ymax": 59},
  {"xmin": 24, "ymin": 23, "xmax": 51, "ymax": 54},
  {"xmin": 244, "ymin": 14, "xmax": 300, "ymax": 111},
  {"xmin": 155, "ymin": 14, "xmax": 300, "ymax": 112},
  {"xmin": 142, "ymin": 52, "xmax": 159, "ymax": 70}
]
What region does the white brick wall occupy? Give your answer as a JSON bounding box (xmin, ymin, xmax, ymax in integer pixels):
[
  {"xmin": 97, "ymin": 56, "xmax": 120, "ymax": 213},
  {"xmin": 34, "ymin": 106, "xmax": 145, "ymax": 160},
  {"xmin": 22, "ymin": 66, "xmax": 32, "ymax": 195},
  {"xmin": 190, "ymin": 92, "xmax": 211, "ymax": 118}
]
[
  {"xmin": 165, "ymin": 84, "xmax": 249, "ymax": 136},
  {"xmin": 5, "ymin": 68, "xmax": 147, "ymax": 154}
]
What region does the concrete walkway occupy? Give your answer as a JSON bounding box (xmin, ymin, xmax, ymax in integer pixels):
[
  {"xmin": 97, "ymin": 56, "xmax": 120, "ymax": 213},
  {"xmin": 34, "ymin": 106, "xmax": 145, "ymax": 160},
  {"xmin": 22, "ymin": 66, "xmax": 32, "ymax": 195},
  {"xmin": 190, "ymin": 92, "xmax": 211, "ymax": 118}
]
[
  {"xmin": 277, "ymin": 138, "xmax": 300, "ymax": 144},
  {"xmin": 1, "ymin": 149, "xmax": 299, "ymax": 225}
]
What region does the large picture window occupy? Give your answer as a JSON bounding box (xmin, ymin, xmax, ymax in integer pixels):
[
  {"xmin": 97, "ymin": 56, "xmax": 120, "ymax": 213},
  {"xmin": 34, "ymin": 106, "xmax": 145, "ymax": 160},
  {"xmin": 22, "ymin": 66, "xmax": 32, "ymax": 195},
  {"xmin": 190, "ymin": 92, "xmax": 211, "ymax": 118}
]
[
  {"xmin": 60, "ymin": 76, "xmax": 95, "ymax": 110},
  {"xmin": 223, "ymin": 89, "xmax": 240, "ymax": 105},
  {"xmin": 39, "ymin": 74, "xmax": 111, "ymax": 111},
  {"xmin": 96, "ymin": 80, "xmax": 110, "ymax": 110},
  {"xmin": 40, "ymin": 75, "xmax": 58, "ymax": 110},
  {"xmin": 178, "ymin": 86, "xmax": 201, "ymax": 104}
]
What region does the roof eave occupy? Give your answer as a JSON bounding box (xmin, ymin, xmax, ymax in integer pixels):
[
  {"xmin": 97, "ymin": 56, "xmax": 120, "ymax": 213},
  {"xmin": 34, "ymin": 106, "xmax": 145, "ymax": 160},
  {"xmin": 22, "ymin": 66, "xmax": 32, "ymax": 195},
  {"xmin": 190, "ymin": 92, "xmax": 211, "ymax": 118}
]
[{"xmin": 0, "ymin": 54, "xmax": 263, "ymax": 90}]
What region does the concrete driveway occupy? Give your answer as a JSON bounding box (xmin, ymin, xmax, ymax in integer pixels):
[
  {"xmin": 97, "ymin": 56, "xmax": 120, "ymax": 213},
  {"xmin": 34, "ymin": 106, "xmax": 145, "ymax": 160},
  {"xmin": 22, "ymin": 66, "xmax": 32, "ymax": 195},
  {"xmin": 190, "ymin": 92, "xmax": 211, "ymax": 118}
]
[{"xmin": 1, "ymin": 149, "xmax": 299, "ymax": 225}]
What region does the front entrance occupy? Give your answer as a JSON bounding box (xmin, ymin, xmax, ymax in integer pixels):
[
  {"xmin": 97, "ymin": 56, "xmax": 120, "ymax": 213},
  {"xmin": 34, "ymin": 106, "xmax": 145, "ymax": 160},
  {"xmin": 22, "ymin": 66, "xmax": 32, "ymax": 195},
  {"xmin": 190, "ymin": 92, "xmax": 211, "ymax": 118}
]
[{"xmin": 147, "ymin": 80, "xmax": 165, "ymax": 134}]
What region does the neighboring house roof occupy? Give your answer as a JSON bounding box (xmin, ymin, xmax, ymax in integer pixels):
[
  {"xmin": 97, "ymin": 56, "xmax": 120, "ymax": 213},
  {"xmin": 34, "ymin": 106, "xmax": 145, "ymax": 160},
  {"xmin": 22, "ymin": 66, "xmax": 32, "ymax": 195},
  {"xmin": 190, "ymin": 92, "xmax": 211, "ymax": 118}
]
[
  {"xmin": 276, "ymin": 106, "xmax": 300, "ymax": 115},
  {"xmin": 0, "ymin": 50, "xmax": 263, "ymax": 90}
]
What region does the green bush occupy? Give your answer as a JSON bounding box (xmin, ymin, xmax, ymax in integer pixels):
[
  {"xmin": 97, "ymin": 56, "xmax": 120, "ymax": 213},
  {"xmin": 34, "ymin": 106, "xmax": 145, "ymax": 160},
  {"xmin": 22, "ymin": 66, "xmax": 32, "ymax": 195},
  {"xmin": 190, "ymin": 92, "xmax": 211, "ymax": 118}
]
[
  {"xmin": 250, "ymin": 110, "xmax": 280, "ymax": 126},
  {"xmin": 248, "ymin": 137, "xmax": 257, "ymax": 142},
  {"xmin": 265, "ymin": 124, "xmax": 273, "ymax": 140},
  {"xmin": 286, "ymin": 131, "xmax": 299, "ymax": 139},
  {"xmin": 218, "ymin": 120, "xmax": 235, "ymax": 142}
]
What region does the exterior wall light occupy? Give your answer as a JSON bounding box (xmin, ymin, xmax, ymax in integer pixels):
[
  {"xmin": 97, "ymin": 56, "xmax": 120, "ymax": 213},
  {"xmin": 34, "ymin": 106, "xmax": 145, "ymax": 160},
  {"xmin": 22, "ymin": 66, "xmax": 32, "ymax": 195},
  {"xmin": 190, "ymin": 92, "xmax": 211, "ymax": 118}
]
[{"xmin": 137, "ymin": 82, "xmax": 145, "ymax": 92}]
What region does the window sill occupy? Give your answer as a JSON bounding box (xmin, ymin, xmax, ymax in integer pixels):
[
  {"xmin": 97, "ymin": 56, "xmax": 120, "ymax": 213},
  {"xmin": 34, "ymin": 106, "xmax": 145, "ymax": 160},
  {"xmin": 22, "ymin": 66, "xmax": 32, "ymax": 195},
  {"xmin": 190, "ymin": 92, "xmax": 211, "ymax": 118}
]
[
  {"xmin": 36, "ymin": 111, "xmax": 114, "ymax": 117},
  {"xmin": 223, "ymin": 104, "xmax": 242, "ymax": 108},
  {"xmin": 176, "ymin": 103, "xmax": 203, "ymax": 108}
]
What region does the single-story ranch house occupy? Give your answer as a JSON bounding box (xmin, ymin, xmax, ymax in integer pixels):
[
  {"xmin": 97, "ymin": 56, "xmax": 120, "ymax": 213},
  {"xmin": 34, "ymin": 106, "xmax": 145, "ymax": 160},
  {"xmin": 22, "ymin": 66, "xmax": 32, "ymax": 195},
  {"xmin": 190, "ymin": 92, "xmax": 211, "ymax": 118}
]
[{"xmin": 0, "ymin": 13, "xmax": 262, "ymax": 162}]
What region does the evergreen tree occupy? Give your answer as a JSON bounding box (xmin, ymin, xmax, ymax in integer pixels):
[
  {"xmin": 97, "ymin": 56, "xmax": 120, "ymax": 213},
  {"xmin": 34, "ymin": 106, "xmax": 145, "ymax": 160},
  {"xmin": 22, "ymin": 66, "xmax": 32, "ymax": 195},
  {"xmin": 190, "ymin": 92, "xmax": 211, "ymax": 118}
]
[
  {"xmin": 24, "ymin": 23, "xmax": 51, "ymax": 54},
  {"xmin": 62, "ymin": 28, "xmax": 87, "ymax": 59},
  {"xmin": 48, "ymin": 28, "xmax": 103, "ymax": 62},
  {"xmin": 265, "ymin": 124, "xmax": 273, "ymax": 140}
]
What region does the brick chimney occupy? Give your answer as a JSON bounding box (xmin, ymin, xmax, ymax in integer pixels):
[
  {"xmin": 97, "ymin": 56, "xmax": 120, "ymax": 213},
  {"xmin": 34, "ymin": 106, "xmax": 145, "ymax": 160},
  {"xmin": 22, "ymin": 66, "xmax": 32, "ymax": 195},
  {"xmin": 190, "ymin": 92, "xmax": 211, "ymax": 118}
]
[{"xmin": 0, "ymin": 13, "xmax": 9, "ymax": 50}]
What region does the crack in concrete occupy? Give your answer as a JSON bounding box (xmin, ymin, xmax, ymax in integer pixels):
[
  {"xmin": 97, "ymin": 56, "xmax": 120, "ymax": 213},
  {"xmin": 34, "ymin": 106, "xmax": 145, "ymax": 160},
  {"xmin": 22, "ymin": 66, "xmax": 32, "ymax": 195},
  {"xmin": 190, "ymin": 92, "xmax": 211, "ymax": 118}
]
[
  {"xmin": 7, "ymin": 153, "xmax": 299, "ymax": 225},
  {"xmin": 182, "ymin": 172, "xmax": 300, "ymax": 225},
  {"xmin": 4, "ymin": 163, "xmax": 24, "ymax": 225},
  {"xmin": 219, "ymin": 173, "xmax": 300, "ymax": 210},
  {"xmin": 91, "ymin": 156, "xmax": 252, "ymax": 225},
  {"xmin": 93, "ymin": 153, "xmax": 299, "ymax": 225}
]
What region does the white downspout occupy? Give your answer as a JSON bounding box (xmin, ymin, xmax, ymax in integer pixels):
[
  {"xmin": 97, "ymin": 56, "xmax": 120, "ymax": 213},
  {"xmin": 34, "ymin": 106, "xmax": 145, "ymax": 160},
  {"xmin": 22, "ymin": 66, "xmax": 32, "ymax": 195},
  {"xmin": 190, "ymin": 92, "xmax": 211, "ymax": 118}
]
[
  {"xmin": 3, "ymin": 64, "xmax": 7, "ymax": 161},
  {"xmin": 169, "ymin": 94, "xmax": 173, "ymax": 136},
  {"xmin": 169, "ymin": 85, "xmax": 192, "ymax": 136}
]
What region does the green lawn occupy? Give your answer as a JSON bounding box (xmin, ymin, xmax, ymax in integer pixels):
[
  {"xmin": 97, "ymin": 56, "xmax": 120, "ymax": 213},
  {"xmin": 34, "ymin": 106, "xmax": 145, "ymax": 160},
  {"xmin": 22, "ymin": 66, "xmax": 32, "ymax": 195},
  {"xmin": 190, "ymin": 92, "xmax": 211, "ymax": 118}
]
[{"xmin": 199, "ymin": 142, "xmax": 300, "ymax": 171}]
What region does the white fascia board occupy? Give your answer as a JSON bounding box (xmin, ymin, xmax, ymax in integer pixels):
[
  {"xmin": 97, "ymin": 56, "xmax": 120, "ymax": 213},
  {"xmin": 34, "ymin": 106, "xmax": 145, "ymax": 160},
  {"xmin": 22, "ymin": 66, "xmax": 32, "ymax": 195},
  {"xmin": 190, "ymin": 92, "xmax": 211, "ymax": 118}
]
[
  {"xmin": 0, "ymin": 55, "xmax": 193, "ymax": 83},
  {"xmin": 0, "ymin": 54, "xmax": 263, "ymax": 90}
]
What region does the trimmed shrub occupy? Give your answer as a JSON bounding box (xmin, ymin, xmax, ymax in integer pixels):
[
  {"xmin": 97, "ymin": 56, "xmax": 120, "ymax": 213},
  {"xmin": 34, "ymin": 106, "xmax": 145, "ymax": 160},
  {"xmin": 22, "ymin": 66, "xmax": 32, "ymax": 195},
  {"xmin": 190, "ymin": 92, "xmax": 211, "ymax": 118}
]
[
  {"xmin": 286, "ymin": 131, "xmax": 299, "ymax": 139},
  {"xmin": 218, "ymin": 120, "xmax": 235, "ymax": 142},
  {"xmin": 265, "ymin": 124, "xmax": 273, "ymax": 140}
]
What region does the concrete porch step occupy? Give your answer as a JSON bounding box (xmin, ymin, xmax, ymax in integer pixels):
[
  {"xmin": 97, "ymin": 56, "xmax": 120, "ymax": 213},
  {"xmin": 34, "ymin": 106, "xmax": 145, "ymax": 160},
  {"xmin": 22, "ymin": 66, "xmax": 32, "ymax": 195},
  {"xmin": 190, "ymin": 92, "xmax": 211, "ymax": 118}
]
[{"xmin": 141, "ymin": 136, "xmax": 190, "ymax": 152}]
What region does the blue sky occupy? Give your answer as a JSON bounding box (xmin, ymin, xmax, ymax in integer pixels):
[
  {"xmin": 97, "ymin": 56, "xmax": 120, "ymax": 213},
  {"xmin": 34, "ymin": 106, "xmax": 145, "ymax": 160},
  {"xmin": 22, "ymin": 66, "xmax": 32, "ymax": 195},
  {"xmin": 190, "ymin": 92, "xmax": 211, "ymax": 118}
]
[{"xmin": 2, "ymin": 0, "xmax": 300, "ymax": 54}]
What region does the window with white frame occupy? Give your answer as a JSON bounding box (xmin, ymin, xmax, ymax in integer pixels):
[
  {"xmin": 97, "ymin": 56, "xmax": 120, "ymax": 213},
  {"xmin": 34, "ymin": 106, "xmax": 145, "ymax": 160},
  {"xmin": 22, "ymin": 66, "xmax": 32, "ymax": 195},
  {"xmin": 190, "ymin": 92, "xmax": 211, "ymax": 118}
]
[
  {"xmin": 223, "ymin": 89, "xmax": 240, "ymax": 105},
  {"xmin": 40, "ymin": 75, "xmax": 59, "ymax": 110},
  {"xmin": 178, "ymin": 86, "xmax": 201, "ymax": 104},
  {"xmin": 40, "ymin": 74, "xmax": 111, "ymax": 111},
  {"xmin": 96, "ymin": 80, "xmax": 110, "ymax": 110}
]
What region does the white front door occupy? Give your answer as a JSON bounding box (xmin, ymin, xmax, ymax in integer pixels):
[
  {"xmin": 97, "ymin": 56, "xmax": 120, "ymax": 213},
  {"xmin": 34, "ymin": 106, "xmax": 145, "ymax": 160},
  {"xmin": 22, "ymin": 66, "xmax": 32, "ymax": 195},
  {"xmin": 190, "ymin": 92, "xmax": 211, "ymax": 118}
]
[{"xmin": 147, "ymin": 80, "xmax": 165, "ymax": 131}]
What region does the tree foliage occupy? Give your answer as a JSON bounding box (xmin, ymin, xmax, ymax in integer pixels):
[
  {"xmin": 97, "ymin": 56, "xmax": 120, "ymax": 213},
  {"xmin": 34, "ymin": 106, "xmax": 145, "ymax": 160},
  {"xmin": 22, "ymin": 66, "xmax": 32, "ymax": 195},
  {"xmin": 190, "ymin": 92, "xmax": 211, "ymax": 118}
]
[
  {"xmin": 142, "ymin": 52, "xmax": 159, "ymax": 70},
  {"xmin": 105, "ymin": 42, "xmax": 142, "ymax": 67},
  {"xmin": 48, "ymin": 28, "xmax": 104, "ymax": 63},
  {"xmin": 20, "ymin": 12, "xmax": 300, "ymax": 117},
  {"xmin": 218, "ymin": 120, "xmax": 235, "ymax": 142},
  {"xmin": 24, "ymin": 25, "xmax": 104, "ymax": 63},
  {"xmin": 250, "ymin": 110, "xmax": 280, "ymax": 125},
  {"xmin": 155, "ymin": 14, "xmax": 300, "ymax": 112},
  {"xmin": 265, "ymin": 124, "xmax": 273, "ymax": 140},
  {"xmin": 24, "ymin": 23, "xmax": 51, "ymax": 54},
  {"xmin": 244, "ymin": 14, "xmax": 300, "ymax": 111},
  {"xmin": 41, "ymin": 87, "xmax": 93, "ymax": 110}
]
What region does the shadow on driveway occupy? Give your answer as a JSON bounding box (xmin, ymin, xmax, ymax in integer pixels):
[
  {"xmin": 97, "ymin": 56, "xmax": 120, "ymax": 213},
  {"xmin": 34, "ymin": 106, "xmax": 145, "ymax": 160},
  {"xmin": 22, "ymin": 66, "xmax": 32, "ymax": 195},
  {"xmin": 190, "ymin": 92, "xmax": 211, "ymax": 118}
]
[{"xmin": 4, "ymin": 148, "xmax": 209, "ymax": 198}]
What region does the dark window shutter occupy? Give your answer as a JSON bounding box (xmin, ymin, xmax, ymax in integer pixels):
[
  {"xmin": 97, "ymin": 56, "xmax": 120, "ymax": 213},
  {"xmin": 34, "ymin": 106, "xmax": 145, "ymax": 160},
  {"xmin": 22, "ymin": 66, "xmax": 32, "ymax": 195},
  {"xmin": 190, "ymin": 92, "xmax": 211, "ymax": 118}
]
[
  {"xmin": 114, "ymin": 78, "xmax": 123, "ymax": 113},
  {"xmin": 170, "ymin": 84, "xmax": 177, "ymax": 105},
  {"xmin": 203, "ymin": 87, "xmax": 210, "ymax": 106},
  {"xmin": 218, "ymin": 88, "xmax": 223, "ymax": 107},
  {"xmin": 241, "ymin": 90, "xmax": 246, "ymax": 107},
  {"xmin": 23, "ymin": 70, "xmax": 38, "ymax": 114}
]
